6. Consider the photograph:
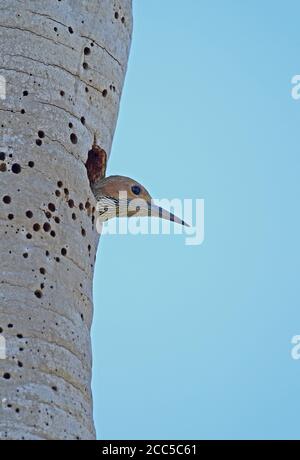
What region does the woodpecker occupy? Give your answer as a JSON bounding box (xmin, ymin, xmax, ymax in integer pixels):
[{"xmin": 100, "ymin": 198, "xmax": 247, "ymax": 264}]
[{"xmin": 86, "ymin": 136, "xmax": 189, "ymax": 227}]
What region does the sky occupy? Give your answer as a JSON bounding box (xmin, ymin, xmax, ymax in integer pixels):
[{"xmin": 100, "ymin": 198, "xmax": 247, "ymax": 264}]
[{"xmin": 91, "ymin": 0, "xmax": 300, "ymax": 440}]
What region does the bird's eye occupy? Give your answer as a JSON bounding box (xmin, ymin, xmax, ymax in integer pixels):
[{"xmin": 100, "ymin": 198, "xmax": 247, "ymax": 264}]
[{"xmin": 131, "ymin": 185, "xmax": 141, "ymax": 195}]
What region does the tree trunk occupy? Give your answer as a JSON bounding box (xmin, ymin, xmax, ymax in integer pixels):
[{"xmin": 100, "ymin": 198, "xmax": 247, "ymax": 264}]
[{"xmin": 0, "ymin": 0, "xmax": 132, "ymax": 440}]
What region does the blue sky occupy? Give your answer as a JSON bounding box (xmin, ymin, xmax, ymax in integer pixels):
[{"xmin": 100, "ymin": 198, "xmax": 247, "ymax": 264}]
[{"xmin": 91, "ymin": 0, "xmax": 300, "ymax": 439}]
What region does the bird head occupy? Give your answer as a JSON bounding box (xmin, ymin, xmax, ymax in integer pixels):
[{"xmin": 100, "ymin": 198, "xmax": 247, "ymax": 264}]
[{"xmin": 92, "ymin": 175, "xmax": 189, "ymax": 226}]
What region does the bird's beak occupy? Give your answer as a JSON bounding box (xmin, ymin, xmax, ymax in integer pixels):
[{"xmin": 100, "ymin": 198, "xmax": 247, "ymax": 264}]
[{"xmin": 148, "ymin": 202, "xmax": 190, "ymax": 227}]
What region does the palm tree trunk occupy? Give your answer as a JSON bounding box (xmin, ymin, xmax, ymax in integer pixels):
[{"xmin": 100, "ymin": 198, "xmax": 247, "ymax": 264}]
[{"xmin": 0, "ymin": 0, "xmax": 132, "ymax": 440}]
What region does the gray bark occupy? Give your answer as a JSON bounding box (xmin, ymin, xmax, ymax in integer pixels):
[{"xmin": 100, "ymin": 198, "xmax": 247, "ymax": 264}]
[{"xmin": 0, "ymin": 0, "xmax": 132, "ymax": 440}]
